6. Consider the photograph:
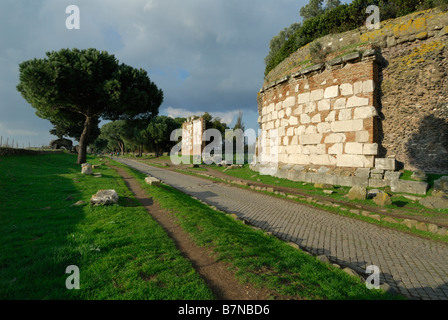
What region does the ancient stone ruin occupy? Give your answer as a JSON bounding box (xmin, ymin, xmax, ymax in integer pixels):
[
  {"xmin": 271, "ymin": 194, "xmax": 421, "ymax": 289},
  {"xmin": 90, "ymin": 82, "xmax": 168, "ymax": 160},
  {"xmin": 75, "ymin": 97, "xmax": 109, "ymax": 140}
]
[
  {"xmin": 251, "ymin": 8, "xmax": 448, "ymax": 191},
  {"xmin": 181, "ymin": 117, "xmax": 205, "ymax": 157}
]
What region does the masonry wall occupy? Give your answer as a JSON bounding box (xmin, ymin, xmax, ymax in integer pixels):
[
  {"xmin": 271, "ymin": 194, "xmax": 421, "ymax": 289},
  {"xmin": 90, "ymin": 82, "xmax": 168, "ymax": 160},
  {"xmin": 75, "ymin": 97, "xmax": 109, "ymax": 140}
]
[
  {"xmin": 259, "ymin": 8, "xmax": 448, "ymax": 174},
  {"xmin": 258, "ymin": 49, "xmax": 379, "ymax": 169}
]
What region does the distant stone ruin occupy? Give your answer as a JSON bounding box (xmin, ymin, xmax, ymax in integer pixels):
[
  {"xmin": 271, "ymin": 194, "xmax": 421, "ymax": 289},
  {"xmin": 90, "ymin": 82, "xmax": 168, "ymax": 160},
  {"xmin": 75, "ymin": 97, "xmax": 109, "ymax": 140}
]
[{"xmin": 181, "ymin": 117, "xmax": 205, "ymax": 157}]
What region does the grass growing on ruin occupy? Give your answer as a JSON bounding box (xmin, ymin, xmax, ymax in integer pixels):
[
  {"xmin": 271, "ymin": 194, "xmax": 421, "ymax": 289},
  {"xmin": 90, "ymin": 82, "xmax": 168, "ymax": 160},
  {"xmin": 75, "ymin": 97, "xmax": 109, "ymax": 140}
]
[
  {"xmin": 114, "ymin": 160, "xmax": 401, "ymax": 300},
  {"xmin": 0, "ymin": 154, "xmax": 214, "ymax": 300}
]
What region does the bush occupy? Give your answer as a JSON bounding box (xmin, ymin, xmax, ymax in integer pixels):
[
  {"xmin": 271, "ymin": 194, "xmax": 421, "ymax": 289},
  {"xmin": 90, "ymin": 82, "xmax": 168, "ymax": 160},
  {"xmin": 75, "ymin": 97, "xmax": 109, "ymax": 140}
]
[{"xmin": 264, "ymin": 0, "xmax": 447, "ymax": 77}]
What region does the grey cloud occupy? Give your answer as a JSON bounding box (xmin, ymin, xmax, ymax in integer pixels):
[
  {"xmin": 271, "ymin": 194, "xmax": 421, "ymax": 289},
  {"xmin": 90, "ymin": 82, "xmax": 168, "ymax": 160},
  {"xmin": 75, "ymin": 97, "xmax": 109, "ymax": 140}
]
[{"xmin": 0, "ymin": 0, "xmax": 305, "ymax": 145}]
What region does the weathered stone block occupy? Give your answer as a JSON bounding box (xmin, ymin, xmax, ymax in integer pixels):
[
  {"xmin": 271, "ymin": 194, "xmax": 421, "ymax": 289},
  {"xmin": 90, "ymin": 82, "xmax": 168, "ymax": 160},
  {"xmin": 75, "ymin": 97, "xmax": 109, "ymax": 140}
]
[
  {"xmin": 310, "ymin": 154, "xmax": 336, "ymax": 166},
  {"xmin": 345, "ymin": 142, "xmax": 363, "ymax": 155},
  {"xmin": 335, "ymin": 175, "xmax": 369, "ymax": 187},
  {"xmin": 299, "ymin": 134, "xmax": 323, "ymax": 145},
  {"xmin": 432, "ymin": 176, "xmax": 448, "ymax": 197},
  {"xmin": 348, "ymin": 186, "xmax": 367, "ymax": 200},
  {"xmin": 369, "ymin": 179, "xmax": 389, "ymax": 188},
  {"xmin": 355, "ymin": 168, "xmax": 371, "ymax": 178},
  {"xmin": 419, "ymin": 196, "xmax": 448, "ymax": 209},
  {"xmin": 324, "ymin": 85, "xmax": 339, "ymax": 99},
  {"xmin": 311, "ymin": 114, "xmax": 322, "ymax": 123},
  {"xmin": 338, "ymin": 109, "xmax": 352, "ymax": 121},
  {"xmin": 342, "ymin": 51, "xmax": 361, "ymax": 62},
  {"xmin": 288, "ymin": 154, "xmax": 310, "ymax": 165},
  {"xmin": 310, "ymin": 89, "xmax": 324, "ymax": 101},
  {"xmin": 384, "ymin": 171, "xmax": 402, "ymax": 181},
  {"xmin": 145, "ymin": 176, "xmax": 161, "ymax": 186},
  {"xmin": 325, "ymin": 133, "xmax": 347, "ymax": 143},
  {"xmin": 363, "ymin": 143, "xmax": 378, "ymax": 155},
  {"xmin": 314, "ymin": 174, "xmax": 336, "ymax": 185},
  {"xmin": 305, "ymin": 125, "xmax": 317, "ymax": 135},
  {"xmin": 375, "ymin": 158, "xmax": 396, "ymax": 171},
  {"xmin": 318, "ymin": 99, "xmax": 331, "ymax": 111},
  {"xmin": 331, "ymin": 120, "xmax": 364, "ymax": 132},
  {"xmin": 390, "ymin": 180, "xmax": 428, "ymax": 195},
  {"xmin": 301, "ymin": 114, "xmax": 311, "ymax": 124},
  {"xmin": 81, "ymin": 163, "xmax": 93, "ymax": 175},
  {"xmin": 328, "ymin": 143, "xmax": 343, "ymax": 155},
  {"xmin": 317, "ymin": 122, "xmax": 331, "ymax": 133},
  {"xmin": 336, "ymin": 154, "xmax": 373, "ymax": 168},
  {"xmin": 320, "ymin": 108, "xmax": 332, "ymax": 121},
  {"xmin": 354, "ymin": 106, "xmax": 378, "ymax": 119},
  {"xmin": 283, "ymin": 96, "xmax": 296, "ymax": 108},
  {"xmin": 289, "ymin": 116, "xmax": 299, "ymax": 126},
  {"xmin": 334, "ymin": 98, "xmax": 347, "ymax": 109},
  {"xmin": 305, "ymin": 102, "xmax": 316, "ymax": 113},
  {"xmin": 354, "ymin": 81, "xmax": 363, "ymax": 94},
  {"xmin": 90, "ymin": 190, "xmax": 119, "ymax": 206},
  {"xmin": 363, "ymin": 80, "xmax": 375, "ymax": 93},
  {"xmin": 340, "ymin": 83, "xmax": 353, "ymax": 96},
  {"xmin": 347, "ymin": 96, "xmax": 369, "ymax": 108},
  {"xmin": 411, "ymin": 170, "xmax": 427, "ymax": 181}
]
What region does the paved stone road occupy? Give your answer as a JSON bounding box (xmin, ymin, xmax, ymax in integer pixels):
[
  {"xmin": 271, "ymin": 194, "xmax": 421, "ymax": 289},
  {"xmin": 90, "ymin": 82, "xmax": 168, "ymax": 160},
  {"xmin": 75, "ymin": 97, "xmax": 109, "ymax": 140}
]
[{"xmin": 116, "ymin": 158, "xmax": 448, "ymax": 300}]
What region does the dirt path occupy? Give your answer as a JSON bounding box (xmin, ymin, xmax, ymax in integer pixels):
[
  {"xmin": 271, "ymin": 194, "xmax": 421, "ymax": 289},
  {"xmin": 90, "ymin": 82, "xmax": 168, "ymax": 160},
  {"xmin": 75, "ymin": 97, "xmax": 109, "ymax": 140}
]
[{"xmin": 110, "ymin": 163, "xmax": 273, "ymax": 300}]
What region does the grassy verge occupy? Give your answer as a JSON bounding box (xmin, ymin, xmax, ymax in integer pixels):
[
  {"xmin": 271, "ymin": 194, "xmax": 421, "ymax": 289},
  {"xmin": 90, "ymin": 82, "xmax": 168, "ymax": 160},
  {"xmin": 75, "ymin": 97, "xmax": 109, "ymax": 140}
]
[
  {"xmin": 112, "ymin": 160, "xmax": 401, "ymax": 300},
  {"xmin": 0, "ymin": 154, "xmax": 213, "ymax": 300}
]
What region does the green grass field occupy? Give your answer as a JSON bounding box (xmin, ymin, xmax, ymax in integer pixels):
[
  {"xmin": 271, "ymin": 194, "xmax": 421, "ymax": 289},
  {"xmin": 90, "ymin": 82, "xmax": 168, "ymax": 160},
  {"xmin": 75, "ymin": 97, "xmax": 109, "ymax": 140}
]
[{"xmin": 0, "ymin": 154, "xmax": 213, "ymax": 300}]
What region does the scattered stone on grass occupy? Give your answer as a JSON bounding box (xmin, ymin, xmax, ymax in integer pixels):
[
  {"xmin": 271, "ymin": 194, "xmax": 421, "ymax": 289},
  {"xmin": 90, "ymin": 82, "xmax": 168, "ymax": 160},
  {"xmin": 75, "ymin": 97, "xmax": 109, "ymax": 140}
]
[
  {"xmin": 432, "ymin": 176, "xmax": 448, "ymax": 197},
  {"xmin": 367, "ymin": 189, "xmax": 381, "ymax": 199},
  {"xmin": 373, "ymin": 192, "xmax": 392, "ymax": 207},
  {"xmin": 347, "ymin": 186, "xmax": 367, "ymax": 201},
  {"xmin": 81, "ymin": 163, "xmax": 93, "ymax": 175},
  {"xmin": 90, "ymin": 190, "xmax": 119, "ymax": 206},
  {"xmin": 383, "ymin": 217, "xmax": 398, "ymax": 224},
  {"xmin": 343, "ymin": 267, "xmax": 363, "ymax": 282},
  {"xmin": 314, "ymin": 183, "xmax": 333, "ymax": 189},
  {"xmin": 419, "ymin": 196, "xmax": 448, "ymax": 210},
  {"xmin": 317, "ymin": 255, "xmax": 330, "ymax": 264},
  {"xmin": 71, "ymin": 200, "xmax": 86, "ymax": 207},
  {"xmin": 403, "ymin": 219, "xmax": 418, "ymax": 229},
  {"xmin": 145, "ymin": 176, "xmax": 161, "ymax": 186},
  {"xmin": 411, "ymin": 170, "xmax": 427, "ymax": 181}
]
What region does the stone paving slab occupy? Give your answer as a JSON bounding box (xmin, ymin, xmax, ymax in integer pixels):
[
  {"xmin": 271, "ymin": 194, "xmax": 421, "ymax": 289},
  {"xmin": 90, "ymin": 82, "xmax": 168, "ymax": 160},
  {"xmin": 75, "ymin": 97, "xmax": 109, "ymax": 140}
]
[{"xmin": 117, "ymin": 158, "xmax": 448, "ymax": 300}]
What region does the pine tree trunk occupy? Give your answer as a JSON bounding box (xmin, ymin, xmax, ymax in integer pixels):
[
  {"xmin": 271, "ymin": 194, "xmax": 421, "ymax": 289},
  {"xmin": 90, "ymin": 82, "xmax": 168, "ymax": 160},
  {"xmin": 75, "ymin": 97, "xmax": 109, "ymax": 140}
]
[{"xmin": 77, "ymin": 116, "xmax": 92, "ymax": 165}]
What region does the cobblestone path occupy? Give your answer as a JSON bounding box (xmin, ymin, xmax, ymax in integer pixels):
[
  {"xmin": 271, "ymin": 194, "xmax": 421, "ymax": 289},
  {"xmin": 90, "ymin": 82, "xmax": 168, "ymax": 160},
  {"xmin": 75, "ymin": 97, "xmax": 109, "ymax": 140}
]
[{"xmin": 117, "ymin": 158, "xmax": 448, "ymax": 300}]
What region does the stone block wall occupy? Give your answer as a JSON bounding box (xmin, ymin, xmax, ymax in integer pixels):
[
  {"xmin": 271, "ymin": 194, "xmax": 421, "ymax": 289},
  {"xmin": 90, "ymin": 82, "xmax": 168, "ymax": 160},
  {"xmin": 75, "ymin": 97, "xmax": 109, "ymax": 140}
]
[
  {"xmin": 259, "ymin": 8, "xmax": 448, "ymax": 174},
  {"xmin": 182, "ymin": 117, "xmax": 205, "ymax": 156},
  {"xmin": 258, "ymin": 47, "xmax": 380, "ymax": 169}
]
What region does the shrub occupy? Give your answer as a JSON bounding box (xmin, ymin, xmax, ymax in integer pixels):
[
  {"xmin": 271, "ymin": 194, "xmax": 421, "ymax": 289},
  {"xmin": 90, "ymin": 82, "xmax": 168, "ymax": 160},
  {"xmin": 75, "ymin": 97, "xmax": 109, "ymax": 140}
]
[{"xmin": 264, "ymin": 0, "xmax": 447, "ymax": 77}]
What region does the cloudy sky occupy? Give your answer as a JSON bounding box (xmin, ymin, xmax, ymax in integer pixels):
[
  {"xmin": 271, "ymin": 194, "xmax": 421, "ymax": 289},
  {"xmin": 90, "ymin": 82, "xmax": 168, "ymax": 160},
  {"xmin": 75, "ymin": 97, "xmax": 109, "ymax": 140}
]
[{"xmin": 0, "ymin": 0, "xmax": 309, "ymax": 147}]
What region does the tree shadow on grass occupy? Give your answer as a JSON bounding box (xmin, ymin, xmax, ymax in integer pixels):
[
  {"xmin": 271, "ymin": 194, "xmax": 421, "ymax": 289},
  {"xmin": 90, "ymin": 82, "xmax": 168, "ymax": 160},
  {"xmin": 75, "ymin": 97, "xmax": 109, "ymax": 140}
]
[{"xmin": 0, "ymin": 154, "xmax": 85, "ymax": 300}]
